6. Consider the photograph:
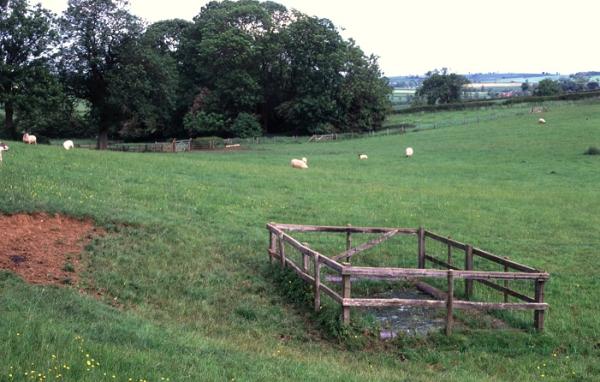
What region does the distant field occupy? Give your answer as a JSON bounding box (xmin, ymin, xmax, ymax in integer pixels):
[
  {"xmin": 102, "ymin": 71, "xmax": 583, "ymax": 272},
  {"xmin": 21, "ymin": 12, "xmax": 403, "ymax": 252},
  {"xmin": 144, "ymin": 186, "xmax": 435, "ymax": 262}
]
[
  {"xmin": 495, "ymin": 75, "xmax": 562, "ymax": 83},
  {"xmin": 1, "ymin": 100, "xmax": 599, "ymax": 381}
]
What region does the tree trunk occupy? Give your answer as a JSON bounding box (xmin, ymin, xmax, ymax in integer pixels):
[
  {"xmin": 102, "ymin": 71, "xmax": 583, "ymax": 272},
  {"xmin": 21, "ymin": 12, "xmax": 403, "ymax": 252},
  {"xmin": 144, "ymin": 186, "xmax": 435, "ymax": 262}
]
[
  {"xmin": 97, "ymin": 129, "xmax": 108, "ymax": 150},
  {"xmin": 4, "ymin": 101, "xmax": 16, "ymax": 139}
]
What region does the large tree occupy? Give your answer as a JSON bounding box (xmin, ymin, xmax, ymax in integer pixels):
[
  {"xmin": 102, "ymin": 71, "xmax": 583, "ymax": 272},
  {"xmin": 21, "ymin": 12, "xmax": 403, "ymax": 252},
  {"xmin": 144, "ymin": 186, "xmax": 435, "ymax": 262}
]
[
  {"xmin": 59, "ymin": 0, "xmax": 143, "ymax": 148},
  {"xmin": 0, "ymin": 0, "xmax": 57, "ymax": 138},
  {"xmin": 415, "ymin": 69, "xmax": 469, "ymax": 105},
  {"xmin": 181, "ymin": 1, "xmax": 390, "ymax": 137}
]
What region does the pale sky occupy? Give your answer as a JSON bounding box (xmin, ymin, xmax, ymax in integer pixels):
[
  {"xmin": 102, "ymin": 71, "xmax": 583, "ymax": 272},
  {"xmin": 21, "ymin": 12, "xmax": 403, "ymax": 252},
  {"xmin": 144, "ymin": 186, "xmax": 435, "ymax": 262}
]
[{"xmin": 38, "ymin": 0, "xmax": 600, "ymax": 76}]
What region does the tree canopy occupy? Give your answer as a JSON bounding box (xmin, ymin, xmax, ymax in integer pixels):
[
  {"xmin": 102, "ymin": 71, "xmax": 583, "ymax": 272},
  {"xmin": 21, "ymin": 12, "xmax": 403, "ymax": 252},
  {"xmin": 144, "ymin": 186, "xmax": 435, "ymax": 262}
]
[
  {"xmin": 2, "ymin": 0, "xmax": 391, "ymax": 144},
  {"xmin": 534, "ymin": 79, "xmax": 562, "ymax": 96},
  {"xmin": 0, "ymin": 0, "xmax": 59, "ymax": 138},
  {"xmin": 415, "ymin": 69, "xmax": 470, "ymax": 105}
]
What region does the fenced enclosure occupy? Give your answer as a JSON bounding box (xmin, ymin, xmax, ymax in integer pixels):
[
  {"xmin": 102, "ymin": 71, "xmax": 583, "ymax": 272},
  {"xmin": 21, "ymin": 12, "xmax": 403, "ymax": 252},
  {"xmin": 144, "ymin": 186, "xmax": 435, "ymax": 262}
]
[{"xmin": 266, "ymin": 223, "xmax": 549, "ymax": 335}]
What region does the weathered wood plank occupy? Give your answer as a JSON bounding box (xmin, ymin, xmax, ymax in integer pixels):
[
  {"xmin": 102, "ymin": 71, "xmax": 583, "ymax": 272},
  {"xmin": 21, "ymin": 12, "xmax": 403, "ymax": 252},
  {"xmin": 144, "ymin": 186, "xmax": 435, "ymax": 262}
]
[
  {"xmin": 343, "ymin": 266, "xmax": 549, "ymax": 280},
  {"xmin": 472, "ymin": 247, "xmax": 540, "ymax": 273},
  {"xmin": 271, "ymin": 223, "xmax": 416, "ymax": 234},
  {"xmin": 272, "ymin": 228, "xmax": 345, "ymax": 273},
  {"xmin": 343, "ymin": 298, "xmax": 446, "ymax": 308},
  {"xmin": 318, "ymin": 254, "xmax": 344, "ymax": 273},
  {"xmin": 415, "ymin": 281, "xmax": 446, "ymax": 300},
  {"xmin": 424, "ymin": 230, "xmax": 467, "ymax": 250},
  {"xmin": 453, "ymin": 301, "xmax": 548, "ymax": 311},
  {"xmin": 320, "ymin": 283, "xmax": 343, "ymax": 304},
  {"xmin": 475, "ymin": 278, "xmax": 535, "ymax": 303},
  {"xmin": 333, "ymin": 230, "xmax": 399, "ymax": 261},
  {"xmin": 284, "ymin": 256, "xmax": 315, "ymax": 284},
  {"xmin": 424, "ymin": 255, "xmax": 460, "ymax": 270},
  {"xmin": 342, "ymin": 298, "xmax": 547, "ymax": 310}
]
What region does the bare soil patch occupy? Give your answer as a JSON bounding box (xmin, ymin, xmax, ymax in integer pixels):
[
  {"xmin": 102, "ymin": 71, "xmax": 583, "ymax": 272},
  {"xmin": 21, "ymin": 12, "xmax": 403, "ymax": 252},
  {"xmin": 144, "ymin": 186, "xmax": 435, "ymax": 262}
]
[{"xmin": 0, "ymin": 213, "xmax": 103, "ymax": 286}]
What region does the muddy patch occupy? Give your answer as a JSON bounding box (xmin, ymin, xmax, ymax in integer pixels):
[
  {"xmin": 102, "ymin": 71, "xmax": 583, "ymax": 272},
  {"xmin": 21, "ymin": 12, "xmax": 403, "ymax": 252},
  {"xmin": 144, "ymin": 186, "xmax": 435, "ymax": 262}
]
[{"xmin": 0, "ymin": 213, "xmax": 103, "ymax": 285}]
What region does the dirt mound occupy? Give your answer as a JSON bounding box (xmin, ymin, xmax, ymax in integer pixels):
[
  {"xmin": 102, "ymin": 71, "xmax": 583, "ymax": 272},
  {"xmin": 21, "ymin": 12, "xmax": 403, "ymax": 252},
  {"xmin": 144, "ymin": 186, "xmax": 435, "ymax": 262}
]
[{"xmin": 0, "ymin": 213, "xmax": 103, "ymax": 285}]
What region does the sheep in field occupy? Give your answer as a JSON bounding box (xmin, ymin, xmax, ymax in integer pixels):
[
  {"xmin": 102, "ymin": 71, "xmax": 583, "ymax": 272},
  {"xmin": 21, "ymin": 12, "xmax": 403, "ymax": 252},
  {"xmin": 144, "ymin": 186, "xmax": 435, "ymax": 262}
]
[
  {"xmin": 0, "ymin": 143, "xmax": 8, "ymax": 164},
  {"xmin": 22, "ymin": 133, "xmax": 37, "ymax": 144},
  {"xmin": 63, "ymin": 140, "xmax": 74, "ymax": 150},
  {"xmin": 538, "ymin": 118, "xmax": 546, "ymax": 124},
  {"xmin": 358, "ymin": 154, "xmax": 368, "ymax": 160},
  {"xmin": 291, "ymin": 157, "xmax": 308, "ymax": 169},
  {"xmin": 405, "ymin": 147, "xmax": 414, "ymax": 157}
]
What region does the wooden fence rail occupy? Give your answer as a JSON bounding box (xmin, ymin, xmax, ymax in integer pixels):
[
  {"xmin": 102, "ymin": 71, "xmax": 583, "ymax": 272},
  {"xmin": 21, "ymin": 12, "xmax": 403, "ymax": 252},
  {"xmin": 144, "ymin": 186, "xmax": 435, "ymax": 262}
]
[{"xmin": 267, "ymin": 223, "xmax": 549, "ymax": 335}]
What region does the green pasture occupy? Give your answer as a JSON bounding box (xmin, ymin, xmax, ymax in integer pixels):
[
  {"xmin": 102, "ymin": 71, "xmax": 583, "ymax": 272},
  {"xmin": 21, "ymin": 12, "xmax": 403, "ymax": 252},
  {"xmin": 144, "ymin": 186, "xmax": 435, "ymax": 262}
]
[{"xmin": 1, "ymin": 100, "xmax": 599, "ymax": 381}]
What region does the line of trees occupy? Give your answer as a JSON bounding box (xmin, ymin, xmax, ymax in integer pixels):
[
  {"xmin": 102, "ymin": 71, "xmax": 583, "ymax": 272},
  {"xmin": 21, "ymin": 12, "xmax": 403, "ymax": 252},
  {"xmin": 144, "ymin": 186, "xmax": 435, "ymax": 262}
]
[{"xmin": 1, "ymin": 0, "xmax": 392, "ymax": 148}]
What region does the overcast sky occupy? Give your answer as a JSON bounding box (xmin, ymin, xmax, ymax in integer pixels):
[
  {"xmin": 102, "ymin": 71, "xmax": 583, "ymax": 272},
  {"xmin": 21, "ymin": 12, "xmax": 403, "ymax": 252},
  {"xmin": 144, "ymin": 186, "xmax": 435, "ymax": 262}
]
[{"xmin": 38, "ymin": 0, "xmax": 600, "ymax": 76}]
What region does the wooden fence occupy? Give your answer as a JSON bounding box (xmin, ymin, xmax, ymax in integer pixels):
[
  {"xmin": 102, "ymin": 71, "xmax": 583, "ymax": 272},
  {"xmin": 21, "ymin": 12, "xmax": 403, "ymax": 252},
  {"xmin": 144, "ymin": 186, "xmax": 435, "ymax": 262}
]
[
  {"xmin": 266, "ymin": 223, "xmax": 549, "ymax": 335},
  {"xmin": 77, "ymin": 139, "xmax": 192, "ymax": 153}
]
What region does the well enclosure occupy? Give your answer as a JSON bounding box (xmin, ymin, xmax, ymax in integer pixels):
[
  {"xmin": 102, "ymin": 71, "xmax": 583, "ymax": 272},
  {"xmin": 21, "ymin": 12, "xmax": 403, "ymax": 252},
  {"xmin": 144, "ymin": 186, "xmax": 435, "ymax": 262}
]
[{"xmin": 266, "ymin": 223, "xmax": 549, "ymax": 334}]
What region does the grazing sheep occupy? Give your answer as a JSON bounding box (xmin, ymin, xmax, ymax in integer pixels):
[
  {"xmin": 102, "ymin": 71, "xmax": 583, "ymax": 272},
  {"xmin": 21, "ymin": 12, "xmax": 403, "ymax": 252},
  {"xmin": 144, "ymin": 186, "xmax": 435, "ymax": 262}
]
[
  {"xmin": 22, "ymin": 133, "xmax": 37, "ymax": 144},
  {"xmin": 358, "ymin": 154, "xmax": 368, "ymax": 160},
  {"xmin": 405, "ymin": 147, "xmax": 414, "ymax": 157},
  {"xmin": 63, "ymin": 140, "xmax": 74, "ymax": 150},
  {"xmin": 538, "ymin": 118, "xmax": 546, "ymax": 124},
  {"xmin": 291, "ymin": 157, "xmax": 308, "ymax": 169},
  {"xmin": 0, "ymin": 143, "xmax": 8, "ymax": 164}
]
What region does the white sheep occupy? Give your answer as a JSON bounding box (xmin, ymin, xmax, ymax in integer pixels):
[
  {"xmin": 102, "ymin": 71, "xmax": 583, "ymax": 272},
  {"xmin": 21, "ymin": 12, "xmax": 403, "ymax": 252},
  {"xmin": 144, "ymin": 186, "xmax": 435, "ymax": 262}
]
[
  {"xmin": 63, "ymin": 140, "xmax": 74, "ymax": 150},
  {"xmin": 22, "ymin": 133, "xmax": 37, "ymax": 144},
  {"xmin": 0, "ymin": 143, "xmax": 8, "ymax": 164},
  {"xmin": 358, "ymin": 154, "xmax": 368, "ymax": 160},
  {"xmin": 291, "ymin": 157, "xmax": 308, "ymax": 169},
  {"xmin": 538, "ymin": 118, "xmax": 546, "ymax": 124},
  {"xmin": 405, "ymin": 147, "xmax": 414, "ymax": 157}
]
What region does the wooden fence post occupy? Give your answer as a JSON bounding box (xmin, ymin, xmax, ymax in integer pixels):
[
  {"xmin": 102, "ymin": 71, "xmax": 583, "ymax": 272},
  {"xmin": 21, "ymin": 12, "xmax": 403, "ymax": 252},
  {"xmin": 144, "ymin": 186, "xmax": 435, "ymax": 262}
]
[
  {"xmin": 418, "ymin": 227, "xmax": 425, "ymax": 268},
  {"xmin": 302, "ymin": 242, "xmax": 310, "ymax": 272},
  {"xmin": 446, "ymin": 270, "xmax": 454, "ymax": 335},
  {"xmin": 314, "ymin": 254, "xmax": 321, "ymax": 312},
  {"xmin": 342, "ymin": 263, "xmax": 351, "ymax": 325},
  {"xmin": 268, "ymin": 230, "xmax": 276, "ymax": 264},
  {"xmin": 447, "ymin": 236, "xmax": 452, "ymax": 267},
  {"xmin": 465, "ymin": 245, "xmax": 473, "ymax": 299},
  {"xmin": 346, "ymin": 224, "xmax": 352, "ymax": 265},
  {"xmin": 346, "ymin": 224, "xmax": 352, "ymax": 251},
  {"xmin": 534, "ymin": 279, "xmax": 545, "ymax": 331},
  {"xmin": 277, "ymin": 234, "xmax": 285, "ymax": 270},
  {"xmin": 503, "ymin": 257, "xmax": 509, "ymax": 303}
]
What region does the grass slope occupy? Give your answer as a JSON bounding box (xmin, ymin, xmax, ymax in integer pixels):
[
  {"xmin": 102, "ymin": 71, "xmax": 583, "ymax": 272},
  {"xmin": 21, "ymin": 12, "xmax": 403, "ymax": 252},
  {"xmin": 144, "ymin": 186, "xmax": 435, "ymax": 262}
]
[{"xmin": 1, "ymin": 101, "xmax": 599, "ymax": 381}]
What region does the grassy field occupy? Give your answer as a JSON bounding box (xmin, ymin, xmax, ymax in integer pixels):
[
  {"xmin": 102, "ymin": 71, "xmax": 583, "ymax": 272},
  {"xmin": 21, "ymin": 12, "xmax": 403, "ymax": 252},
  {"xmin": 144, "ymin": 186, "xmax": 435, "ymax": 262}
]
[{"xmin": 1, "ymin": 100, "xmax": 599, "ymax": 381}]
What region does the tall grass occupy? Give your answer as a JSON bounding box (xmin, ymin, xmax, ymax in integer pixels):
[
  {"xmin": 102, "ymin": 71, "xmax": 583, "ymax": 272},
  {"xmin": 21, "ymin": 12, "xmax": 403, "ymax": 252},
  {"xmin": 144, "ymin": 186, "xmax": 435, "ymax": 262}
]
[{"xmin": 1, "ymin": 100, "xmax": 599, "ymax": 381}]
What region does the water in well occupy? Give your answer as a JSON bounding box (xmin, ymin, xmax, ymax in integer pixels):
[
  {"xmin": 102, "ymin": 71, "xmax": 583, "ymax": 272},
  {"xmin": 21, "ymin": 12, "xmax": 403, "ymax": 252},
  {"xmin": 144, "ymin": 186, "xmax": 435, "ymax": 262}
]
[{"xmin": 368, "ymin": 289, "xmax": 447, "ymax": 339}]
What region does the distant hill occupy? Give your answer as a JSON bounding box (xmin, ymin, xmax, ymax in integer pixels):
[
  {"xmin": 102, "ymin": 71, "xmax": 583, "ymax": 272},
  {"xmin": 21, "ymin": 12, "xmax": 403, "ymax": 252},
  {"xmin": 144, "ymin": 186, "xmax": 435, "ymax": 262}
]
[{"xmin": 386, "ymin": 72, "xmax": 599, "ymax": 88}]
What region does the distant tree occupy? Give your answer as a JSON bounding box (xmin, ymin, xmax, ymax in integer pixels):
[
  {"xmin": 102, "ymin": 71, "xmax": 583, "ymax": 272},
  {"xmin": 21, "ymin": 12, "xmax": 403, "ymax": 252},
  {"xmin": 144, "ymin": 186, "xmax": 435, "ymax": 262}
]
[
  {"xmin": 0, "ymin": 0, "xmax": 57, "ymax": 138},
  {"xmin": 559, "ymin": 79, "xmax": 584, "ymax": 93},
  {"xmin": 587, "ymin": 81, "xmax": 599, "ymax": 91},
  {"xmin": 521, "ymin": 81, "xmax": 530, "ymax": 92},
  {"xmin": 415, "ymin": 69, "xmax": 469, "ymax": 105},
  {"xmin": 533, "ymin": 79, "xmax": 562, "ymax": 96}
]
